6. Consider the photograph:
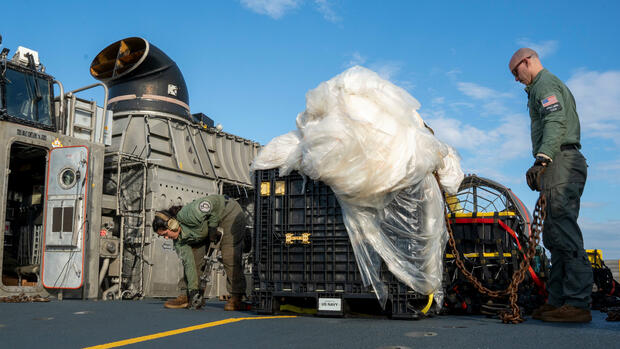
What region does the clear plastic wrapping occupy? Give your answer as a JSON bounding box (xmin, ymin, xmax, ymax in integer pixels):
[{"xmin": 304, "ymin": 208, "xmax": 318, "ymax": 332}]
[{"xmin": 251, "ymin": 66, "xmax": 464, "ymax": 307}]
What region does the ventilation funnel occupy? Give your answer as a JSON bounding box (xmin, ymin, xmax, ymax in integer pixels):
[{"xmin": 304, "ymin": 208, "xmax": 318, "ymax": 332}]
[{"xmin": 90, "ymin": 37, "xmax": 190, "ymax": 118}]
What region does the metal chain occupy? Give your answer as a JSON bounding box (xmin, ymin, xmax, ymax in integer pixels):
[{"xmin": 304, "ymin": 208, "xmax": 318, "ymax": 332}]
[{"xmin": 441, "ymin": 177, "xmax": 546, "ymax": 324}]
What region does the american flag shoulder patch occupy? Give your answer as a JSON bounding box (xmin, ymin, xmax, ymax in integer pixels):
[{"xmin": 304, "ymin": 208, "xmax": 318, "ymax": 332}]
[
  {"xmin": 541, "ymin": 95, "xmax": 558, "ymax": 107},
  {"xmin": 539, "ymin": 94, "xmax": 562, "ymax": 115}
]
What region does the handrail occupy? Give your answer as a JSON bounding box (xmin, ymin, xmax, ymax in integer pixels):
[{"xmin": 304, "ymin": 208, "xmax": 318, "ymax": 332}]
[
  {"xmin": 53, "ymin": 80, "xmax": 64, "ymax": 131},
  {"xmin": 66, "ymin": 82, "xmax": 109, "ymax": 143}
]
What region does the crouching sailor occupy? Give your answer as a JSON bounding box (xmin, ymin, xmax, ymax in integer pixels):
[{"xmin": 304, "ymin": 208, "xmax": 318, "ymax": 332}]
[{"xmin": 152, "ymin": 195, "xmax": 247, "ymax": 310}]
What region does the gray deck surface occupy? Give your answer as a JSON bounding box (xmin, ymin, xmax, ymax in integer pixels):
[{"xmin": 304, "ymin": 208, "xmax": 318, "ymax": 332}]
[{"xmin": 0, "ymin": 299, "xmax": 618, "ymax": 349}]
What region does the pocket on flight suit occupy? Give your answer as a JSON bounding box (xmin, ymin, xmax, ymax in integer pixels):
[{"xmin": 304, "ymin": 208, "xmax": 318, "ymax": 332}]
[
  {"xmin": 543, "ymin": 184, "xmax": 582, "ymax": 250},
  {"xmin": 548, "ymin": 150, "xmax": 587, "ymax": 185},
  {"xmin": 564, "ymin": 251, "xmax": 593, "ymax": 302}
]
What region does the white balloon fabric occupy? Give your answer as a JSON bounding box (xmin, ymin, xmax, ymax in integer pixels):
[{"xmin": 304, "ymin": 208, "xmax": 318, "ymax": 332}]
[
  {"xmin": 251, "ymin": 66, "xmax": 464, "ymax": 307},
  {"xmin": 249, "ymin": 130, "xmax": 302, "ymax": 176}
]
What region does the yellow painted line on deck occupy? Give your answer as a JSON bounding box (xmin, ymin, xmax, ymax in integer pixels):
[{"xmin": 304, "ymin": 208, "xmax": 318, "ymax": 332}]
[{"xmin": 83, "ymin": 315, "xmax": 297, "ymax": 349}]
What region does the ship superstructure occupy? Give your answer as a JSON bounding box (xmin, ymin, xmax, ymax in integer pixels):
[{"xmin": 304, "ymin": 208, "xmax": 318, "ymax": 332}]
[{"xmin": 0, "ymin": 35, "xmax": 259, "ymax": 301}]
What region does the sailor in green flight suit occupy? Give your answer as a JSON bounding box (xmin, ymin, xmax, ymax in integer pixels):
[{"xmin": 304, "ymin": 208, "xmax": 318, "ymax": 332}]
[
  {"xmin": 509, "ymin": 48, "xmax": 593, "ymax": 323},
  {"xmin": 152, "ymin": 195, "xmax": 247, "ymax": 311}
]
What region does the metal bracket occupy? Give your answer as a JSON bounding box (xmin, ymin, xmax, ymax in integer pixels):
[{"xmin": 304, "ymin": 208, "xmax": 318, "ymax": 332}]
[{"xmin": 285, "ymin": 233, "xmax": 311, "ymax": 245}]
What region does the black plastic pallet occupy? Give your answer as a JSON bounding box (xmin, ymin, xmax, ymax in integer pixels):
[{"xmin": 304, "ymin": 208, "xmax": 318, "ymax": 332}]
[
  {"xmin": 253, "ymin": 290, "xmax": 429, "ymax": 319},
  {"xmin": 252, "ymin": 169, "xmax": 428, "ymax": 319}
]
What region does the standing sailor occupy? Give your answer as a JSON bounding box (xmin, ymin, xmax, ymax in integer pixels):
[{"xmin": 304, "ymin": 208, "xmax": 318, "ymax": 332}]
[{"xmin": 509, "ymin": 47, "xmax": 593, "ymax": 323}]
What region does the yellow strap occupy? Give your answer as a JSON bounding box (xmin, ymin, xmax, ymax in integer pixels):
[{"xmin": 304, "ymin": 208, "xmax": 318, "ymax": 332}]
[
  {"xmin": 279, "ymin": 304, "xmax": 318, "ymax": 314},
  {"xmin": 420, "ymin": 293, "xmax": 433, "ymax": 314}
]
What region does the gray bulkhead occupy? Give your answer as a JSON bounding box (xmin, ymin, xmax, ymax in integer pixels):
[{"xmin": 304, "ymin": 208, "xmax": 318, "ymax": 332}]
[
  {"xmin": 91, "ymin": 37, "xmax": 260, "ymax": 300},
  {"xmin": 100, "ymin": 112, "xmax": 259, "ymax": 299},
  {"xmin": 0, "ymin": 123, "xmax": 105, "ymax": 299},
  {"xmin": 0, "ymin": 37, "xmax": 259, "ymax": 301}
]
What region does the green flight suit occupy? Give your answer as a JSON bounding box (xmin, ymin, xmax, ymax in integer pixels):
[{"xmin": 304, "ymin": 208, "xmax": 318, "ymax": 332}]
[
  {"xmin": 526, "ymin": 68, "xmax": 593, "ymax": 309},
  {"xmin": 174, "ymin": 195, "xmax": 247, "ymax": 295}
]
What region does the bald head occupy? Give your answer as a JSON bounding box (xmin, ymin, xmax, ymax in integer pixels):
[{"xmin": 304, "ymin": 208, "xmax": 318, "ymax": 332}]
[
  {"xmin": 509, "ymin": 48, "xmax": 539, "ymax": 69},
  {"xmin": 509, "ymin": 48, "xmax": 543, "ymax": 85}
]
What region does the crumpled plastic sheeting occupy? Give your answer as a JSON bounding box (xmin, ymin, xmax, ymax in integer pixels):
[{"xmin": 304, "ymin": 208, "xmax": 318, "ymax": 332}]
[
  {"xmin": 251, "ymin": 66, "xmax": 464, "ymax": 307},
  {"xmin": 250, "ymin": 130, "xmax": 302, "ymax": 176}
]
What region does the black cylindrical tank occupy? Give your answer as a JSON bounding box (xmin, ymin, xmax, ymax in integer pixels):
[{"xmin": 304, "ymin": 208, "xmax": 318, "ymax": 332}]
[{"xmin": 90, "ymin": 37, "xmax": 190, "ymax": 119}]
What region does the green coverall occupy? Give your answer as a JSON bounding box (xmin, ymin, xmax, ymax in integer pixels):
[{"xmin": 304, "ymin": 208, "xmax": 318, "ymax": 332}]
[
  {"xmin": 174, "ymin": 195, "xmax": 247, "ymax": 296},
  {"xmin": 526, "ymin": 68, "xmax": 593, "ymax": 309}
]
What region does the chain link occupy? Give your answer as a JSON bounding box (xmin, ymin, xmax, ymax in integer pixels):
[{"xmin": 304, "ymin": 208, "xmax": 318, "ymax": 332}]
[{"xmin": 441, "ymin": 176, "xmax": 546, "ymax": 324}]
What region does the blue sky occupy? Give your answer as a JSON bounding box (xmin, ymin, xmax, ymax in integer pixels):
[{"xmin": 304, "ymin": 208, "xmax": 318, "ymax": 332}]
[{"xmin": 2, "ymin": 1, "xmax": 619, "ymax": 258}]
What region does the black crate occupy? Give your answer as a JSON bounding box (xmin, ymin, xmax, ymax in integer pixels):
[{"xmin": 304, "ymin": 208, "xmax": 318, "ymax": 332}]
[{"xmin": 252, "ymin": 169, "xmax": 428, "ymax": 319}]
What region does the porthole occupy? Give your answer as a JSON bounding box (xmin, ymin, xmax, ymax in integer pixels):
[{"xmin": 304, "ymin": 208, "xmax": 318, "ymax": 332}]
[{"xmin": 59, "ymin": 167, "xmax": 77, "ymax": 189}]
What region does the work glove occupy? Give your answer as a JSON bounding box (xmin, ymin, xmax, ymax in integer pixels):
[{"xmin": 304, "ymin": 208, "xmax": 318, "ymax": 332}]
[
  {"xmin": 526, "ymin": 156, "xmax": 550, "ymax": 191},
  {"xmin": 208, "ymin": 226, "xmax": 222, "ymax": 243},
  {"xmin": 188, "ymin": 290, "xmax": 203, "ymax": 310},
  {"xmin": 242, "ymin": 226, "xmax": 252, "ymax": 254}
]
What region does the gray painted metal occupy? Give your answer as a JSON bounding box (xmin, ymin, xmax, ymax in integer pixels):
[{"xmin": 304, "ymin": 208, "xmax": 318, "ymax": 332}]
[
  {"xmin": 101, "ymin": 116, "xmax": 259, "ymax": 299},
  {"xmin": 60, "ymin": 97, "xmax": 113, "ymax": 146},
  {"xmin": 0, "ymin": 40, "xmax": 259, "ymax": 301},
  {"xmin": 41, "ymin": 146, "xmax": 89, "ymax": 289},
  {"xmin": 104, "ymin": 163, "xmax": 221, "ymax": 298},
  {"xmin": 0, "ymin": 121, "xmax": 105, "ymax": 299},
  {"xmin": 107, "ymin": 112, "xmax": 259, "ymax": 185}
]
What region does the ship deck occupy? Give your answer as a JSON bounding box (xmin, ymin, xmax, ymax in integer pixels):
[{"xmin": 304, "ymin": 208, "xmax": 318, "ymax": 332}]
[{"xmin": 1, "ymin": 298, "xmax": 618, "ymax": 348}]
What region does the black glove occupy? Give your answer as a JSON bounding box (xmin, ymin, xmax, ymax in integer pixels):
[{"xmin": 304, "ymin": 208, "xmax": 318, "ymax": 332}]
[
  {"xmin": 526, "ymin": 156, "xmax": 550, "ymax": 191},
  {"xmin": 188, "ymin": 290, "xmax": 203, "ymax": 310},
  {"xmin": 242, "ymin": 226, "xmax": 252, "ymax": 254},
  {"xmin": 208, "ymin": 226, "xmax": 222, "ymax": 243}
]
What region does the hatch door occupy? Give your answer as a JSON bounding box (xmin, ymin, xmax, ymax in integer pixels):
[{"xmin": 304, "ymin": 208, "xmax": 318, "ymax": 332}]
[{"xmin": 41, "ymin": 145, "xmax": 89, "ymax": 289}]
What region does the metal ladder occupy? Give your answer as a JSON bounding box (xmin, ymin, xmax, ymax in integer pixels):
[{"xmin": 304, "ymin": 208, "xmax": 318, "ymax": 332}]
[
  {"xmin": 17, "ymin": 226, "xmax": 30, "ymax": 265},
  {"xmin": 66, "ymin": 96, "xmax": 98, "ymax": 142},
  {"xmin": 57, "ymin": 82, "xmax": 109, "ymax": 144},
  {"xmin": 31, "ymin": 225, "xmax": 42, "ymax": 265},
  {"xmin": 113, "ymin": 152, "xmax": 149, "ymax": 300}
]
